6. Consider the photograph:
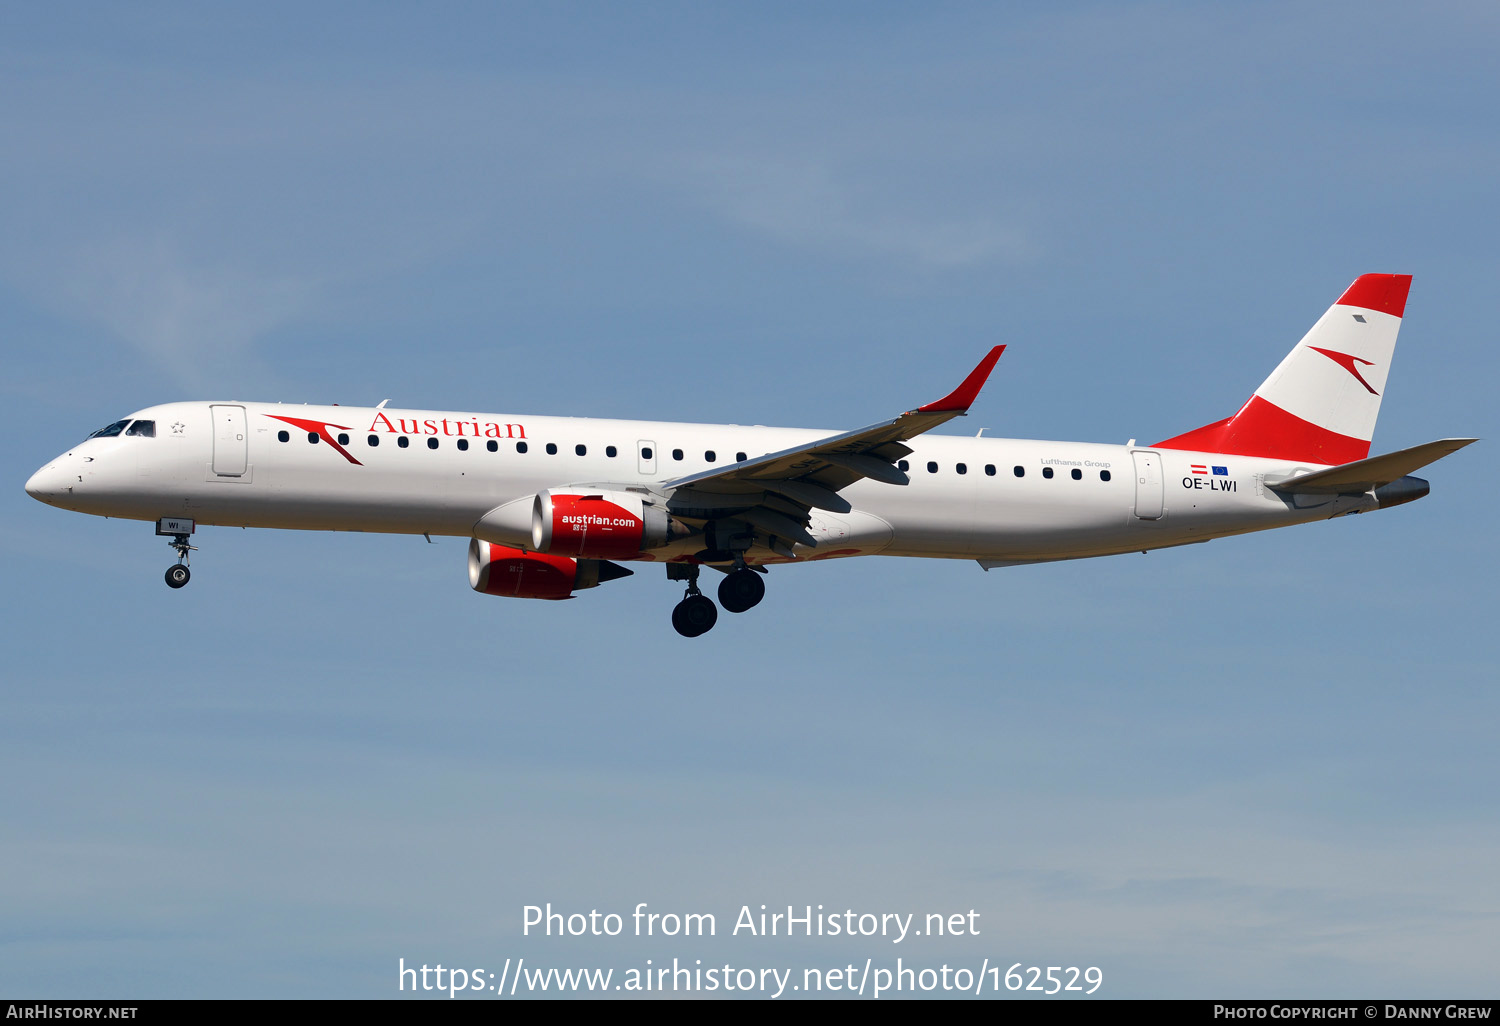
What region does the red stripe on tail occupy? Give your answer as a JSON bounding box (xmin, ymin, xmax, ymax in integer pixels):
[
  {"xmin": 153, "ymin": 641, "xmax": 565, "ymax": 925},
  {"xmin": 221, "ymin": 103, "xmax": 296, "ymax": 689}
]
[{"xmin": 1154, "ymin": 396, "xmax": 1370, "ymax": 465}]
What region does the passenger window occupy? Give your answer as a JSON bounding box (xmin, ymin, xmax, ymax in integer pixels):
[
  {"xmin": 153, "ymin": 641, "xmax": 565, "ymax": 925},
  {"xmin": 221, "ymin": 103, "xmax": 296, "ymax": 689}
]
[
  {"xmin": 367, "ymin": 434, "xmax": 379, "ymax": 446},
  {"xmin": 672, "ymin": 449, "xmax": 684, "ymax": 461},
  {"xmin": 87, "ymin": 419, "xmax": 130, "ymax": 439},
  {"xmin": 736, "ymin": 452, "xmax": 747, "ymax": 462},
  {"xmin": 927, "ymin": 461, "xmax": 938, "ymax": 474},
  {"xmin": 606, "ymin": 445, "xmax": 617, "ymax": 458},
  {"xmin": 457, "ymin": 438, "xmax": 469, "ymax": 451},
  {"xmin": 575, "ymin": 444, "xmax": 586, "ymax": 456},
  {"xmin": 898, "ymin": 460, "xmax": 910, "ymax": 472},
  {"xmin": 1042, "ymin": 467, "xmax": 1053, "ymax": 479},
  {"xmin": 517, "ymin": 441, "xmax": 528, "ymax": 453},
  {"xmin": 546, "ymin": 443, "xmax": 557, "ymax": 455},
  {"xmin": 1100, "ymin": 470, "xmax": 1111, "ymax": 481},
  {"xmin": 985, "ymin": 464, "xmax": 996, "ymax": 476},
  {"xmin": 337, "ymin": 432, "xmax": 350, "ymax": 445},
  {"xmin": 1071, "ymin": 468, "xmax": 1082, "ymax": 480},
  {"xmin": 487, "ymin": 440, "xmax": 498, "ymax": 452},
  {"xmin": 278, "ymin": 430, "xmax": 290, "ymax": 443},
  {"xmin": 308, "ymin": 432, "xmax": 319, "ymax": 444},
  {"xmin": 641, "ymin": 447, "xmax": 653, "ymax": 460},
  {"xmin": 705, "ymin": 450, "xmax": 716, "ymax": 462},
  {"xmin": 398, "ymin": 436, "xmax": 410, "ymax": 448},
  {"xmin": 427, "ymin": 437, "xmax": 439, "ymax": 449},
  {"xmin": 1013, "ymin": 466, "xmax": 1024, "ymax": 477},
  {"xmin": 956, "ymin": 462, "xmax": 967, "ymax": 475},
  {"xmin": 125, "ymin": 420, "xmax": 156, "ymax": 437}
]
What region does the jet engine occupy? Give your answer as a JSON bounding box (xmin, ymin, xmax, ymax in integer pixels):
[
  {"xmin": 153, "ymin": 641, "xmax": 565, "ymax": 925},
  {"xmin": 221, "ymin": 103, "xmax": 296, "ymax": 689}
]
[
  {"xmin": 533, "ymin": 489, "xmax": 672, "ymax": 558},
  {"xmin": 474, "ymin": 489, "xmax": 685, "ymax": 558},
  {"xmin": 468, "ymin": 539, "xmax": 632, "ymax": 600}
]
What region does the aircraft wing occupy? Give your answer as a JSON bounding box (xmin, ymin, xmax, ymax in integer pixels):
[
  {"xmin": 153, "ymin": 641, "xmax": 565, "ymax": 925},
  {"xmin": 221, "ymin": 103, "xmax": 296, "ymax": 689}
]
[
  {"xmin": 661, "ymin": 346, "xmax": 1004, "ymax": 552},
  {"xmin": 1264, "ymin": 437, "xmax": 1477, "ymax": 494}
]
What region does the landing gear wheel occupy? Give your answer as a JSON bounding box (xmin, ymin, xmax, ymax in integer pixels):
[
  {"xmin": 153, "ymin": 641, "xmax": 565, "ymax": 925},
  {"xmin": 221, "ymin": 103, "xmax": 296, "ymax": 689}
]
[
  {"xmin": 672, "ymin": 594, "xmax": 718, "ymax": 637},
  {"xmin": 162, "ymin": 531, "xmax": 197, "ymax": 588},
  {"xmin": 718, "ymin": 568, "xmax": 765, "ymax": 613}
]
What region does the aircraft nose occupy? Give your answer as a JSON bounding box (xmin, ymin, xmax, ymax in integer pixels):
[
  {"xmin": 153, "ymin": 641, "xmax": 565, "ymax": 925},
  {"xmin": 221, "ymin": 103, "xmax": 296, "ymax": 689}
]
[{"xmin": 25, "ymin": 461, "xmax": 69, "ymax": 503}]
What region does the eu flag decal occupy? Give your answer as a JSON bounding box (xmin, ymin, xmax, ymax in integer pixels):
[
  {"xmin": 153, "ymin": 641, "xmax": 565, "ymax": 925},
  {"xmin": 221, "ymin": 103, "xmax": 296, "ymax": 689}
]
[{"xmin": 1212, "ymin": 466, "xmax": 1228, "ymax": 476}]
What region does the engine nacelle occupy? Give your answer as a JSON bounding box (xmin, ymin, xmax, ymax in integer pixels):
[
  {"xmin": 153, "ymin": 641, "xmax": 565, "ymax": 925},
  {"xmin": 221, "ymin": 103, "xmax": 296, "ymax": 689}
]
[
  {"xmin": 532, "ymin": 489, "xmax": 671, "ymax": 559},
  {"xmin": 468, "ymin": 539, "xmax": 633, "ymax": 600}
]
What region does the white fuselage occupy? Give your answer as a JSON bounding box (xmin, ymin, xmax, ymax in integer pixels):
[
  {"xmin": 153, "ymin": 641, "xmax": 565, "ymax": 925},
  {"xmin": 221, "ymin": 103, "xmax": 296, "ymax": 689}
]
[{"xmin": 25, "ymin": 400, "xmax": 1372, "ymax": 568}]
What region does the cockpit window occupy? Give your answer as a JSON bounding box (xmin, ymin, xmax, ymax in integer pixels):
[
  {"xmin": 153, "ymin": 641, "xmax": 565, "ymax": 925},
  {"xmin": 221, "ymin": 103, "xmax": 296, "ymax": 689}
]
[
  {"xmin": 125, "ymin": 420, "xmax": 156, "ymax": 437},
  {"xmin": 87, "ymin": 419, "xmax": 131, "ymax": 439}
]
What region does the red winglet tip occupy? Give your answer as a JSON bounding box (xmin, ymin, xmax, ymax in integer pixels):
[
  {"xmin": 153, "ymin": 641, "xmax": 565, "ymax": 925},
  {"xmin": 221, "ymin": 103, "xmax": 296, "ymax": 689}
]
[
  {"xmin": 1336, "ymin": 273, "xmax": 1412, "ymax": 318},
  {"xmin": 915, "ymin": 345, "xmax": 1005, "ymax": 414}
]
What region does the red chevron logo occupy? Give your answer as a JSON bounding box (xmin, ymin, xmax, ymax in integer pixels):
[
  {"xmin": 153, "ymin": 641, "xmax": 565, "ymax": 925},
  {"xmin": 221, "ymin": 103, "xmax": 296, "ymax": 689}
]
[
  {"xmin": 265, "ymin": 414, "xmax": 363, "ymax": 465},
  {"xmin": 1308, "ymin": 347, "xmax": 1380, "ymax": 395}
]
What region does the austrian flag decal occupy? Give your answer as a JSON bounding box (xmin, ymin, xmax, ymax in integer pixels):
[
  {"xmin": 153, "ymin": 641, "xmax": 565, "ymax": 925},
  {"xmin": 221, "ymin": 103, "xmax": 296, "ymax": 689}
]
[{"xmin": 1182, "ymin": 465, "xmax": 1238, "ymax": 492}]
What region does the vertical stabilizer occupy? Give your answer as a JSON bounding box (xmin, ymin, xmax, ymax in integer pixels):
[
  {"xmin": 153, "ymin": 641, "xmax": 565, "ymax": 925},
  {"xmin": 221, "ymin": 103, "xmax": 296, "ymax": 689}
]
[{"xmin": 1155, "ymin": 274, "xmax": 1411, "ymax": 464}]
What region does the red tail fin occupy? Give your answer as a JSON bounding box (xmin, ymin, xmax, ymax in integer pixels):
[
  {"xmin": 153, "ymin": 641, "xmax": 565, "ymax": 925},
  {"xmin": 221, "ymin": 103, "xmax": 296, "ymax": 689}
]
[{"xmin": 1155, "ymin": 274, "xmax": 1410, "ymax": 465}]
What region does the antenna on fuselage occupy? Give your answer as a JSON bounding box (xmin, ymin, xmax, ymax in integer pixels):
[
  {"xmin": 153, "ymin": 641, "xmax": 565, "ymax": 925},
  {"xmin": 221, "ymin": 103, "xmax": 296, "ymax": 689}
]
[{"xmin": 376, "ymin": 399, "xmax": 391, "ymax": 409}]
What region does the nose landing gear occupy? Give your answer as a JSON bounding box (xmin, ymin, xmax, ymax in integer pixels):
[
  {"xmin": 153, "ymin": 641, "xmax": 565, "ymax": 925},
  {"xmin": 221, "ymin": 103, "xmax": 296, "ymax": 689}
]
[
  {"xmin": 164, "ymin": 533, "xmax": 196, "ymax": 589},
  {"xmin": 156, "ymin": 519, "xmax": 198, "ymax": 589}
]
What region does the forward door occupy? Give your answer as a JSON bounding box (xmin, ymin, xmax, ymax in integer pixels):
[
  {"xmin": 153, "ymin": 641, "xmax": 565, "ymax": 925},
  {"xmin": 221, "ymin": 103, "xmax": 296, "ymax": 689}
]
[{"xmin": 211, "ymin": 405, "xmax": 248, "ymax": 477}]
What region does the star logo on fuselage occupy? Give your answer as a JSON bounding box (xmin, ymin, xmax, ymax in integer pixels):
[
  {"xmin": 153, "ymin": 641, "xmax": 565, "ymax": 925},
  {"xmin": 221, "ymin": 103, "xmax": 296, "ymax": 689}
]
[{"xmin": 1308, "ymin": 346, "xmax": 1380, "ymax": 395}]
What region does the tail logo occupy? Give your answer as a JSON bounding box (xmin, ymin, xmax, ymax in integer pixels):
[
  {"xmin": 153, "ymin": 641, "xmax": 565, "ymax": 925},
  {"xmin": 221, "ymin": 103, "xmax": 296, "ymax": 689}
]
[{"xmin": 1308, "ymin": 347, "xmax": 1380, "ymax": 396}]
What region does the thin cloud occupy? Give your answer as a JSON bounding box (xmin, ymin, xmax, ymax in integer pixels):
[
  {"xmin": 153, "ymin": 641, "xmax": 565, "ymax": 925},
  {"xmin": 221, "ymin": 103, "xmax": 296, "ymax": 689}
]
[{"xmin": 664, "ymin": 153, "xmax": 1032, "ymax": 268}]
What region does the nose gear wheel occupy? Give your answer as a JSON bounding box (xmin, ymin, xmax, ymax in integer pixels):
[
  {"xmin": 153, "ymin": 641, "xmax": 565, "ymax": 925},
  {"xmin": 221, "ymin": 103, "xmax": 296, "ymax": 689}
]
[{"xmin": 164, "ymin": 532, "xmax": 197, "ymax": 589}]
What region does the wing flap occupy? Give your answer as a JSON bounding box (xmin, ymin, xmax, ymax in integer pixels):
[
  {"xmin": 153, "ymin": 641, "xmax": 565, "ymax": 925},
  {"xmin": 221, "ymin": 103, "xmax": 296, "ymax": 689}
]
[{"xmin": 759, "ymin": 479, "xmax": 852, "ymax": 513}]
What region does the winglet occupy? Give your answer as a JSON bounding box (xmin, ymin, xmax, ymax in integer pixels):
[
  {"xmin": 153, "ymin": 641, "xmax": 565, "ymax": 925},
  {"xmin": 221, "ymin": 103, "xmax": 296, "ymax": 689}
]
[{"xmin": 914, "ymin": 345, "xmax": 1005, "ymax": 414}]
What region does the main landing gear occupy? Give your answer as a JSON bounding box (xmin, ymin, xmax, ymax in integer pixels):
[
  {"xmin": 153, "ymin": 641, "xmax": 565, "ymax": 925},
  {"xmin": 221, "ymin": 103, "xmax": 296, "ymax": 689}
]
[
  {"xmin": 667, "ymin": 562, "xmax": 767, "ymax": 637},
  {"xmin": 668, "ymin": 563, "xmax": 717, "ymax": 638},
  {"xmin": 717, "ymin": 566, "xmax": 765, "ymax": 613}
]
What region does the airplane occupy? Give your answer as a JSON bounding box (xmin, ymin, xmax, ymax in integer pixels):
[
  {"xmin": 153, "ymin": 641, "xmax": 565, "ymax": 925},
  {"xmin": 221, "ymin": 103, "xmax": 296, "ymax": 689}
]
[{"xmin": 24, "ymin": 273, "xmax": 1475, "ymax": 637}]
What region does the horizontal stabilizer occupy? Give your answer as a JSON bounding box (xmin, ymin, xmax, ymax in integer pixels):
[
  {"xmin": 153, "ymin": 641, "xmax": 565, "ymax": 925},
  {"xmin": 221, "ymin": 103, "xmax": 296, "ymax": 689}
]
[{"xmin": 1265, "ymin": 438, "xmax": 1476, "ymax": 494}]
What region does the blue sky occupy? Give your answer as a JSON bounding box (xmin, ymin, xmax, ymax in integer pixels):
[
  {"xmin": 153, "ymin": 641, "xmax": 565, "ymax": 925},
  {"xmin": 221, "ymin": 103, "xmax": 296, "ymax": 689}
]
[{"xmin": 2, "ymin": 1, "xmax": 1496, "ymax": 998}]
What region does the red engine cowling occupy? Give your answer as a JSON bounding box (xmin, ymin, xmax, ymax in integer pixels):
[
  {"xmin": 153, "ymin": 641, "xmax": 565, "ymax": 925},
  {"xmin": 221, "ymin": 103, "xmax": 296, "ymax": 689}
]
[
  {"xmin": 468, "ymin": 540, "xmax": 634, "ymax": 600},
  {"xmin": 532, "ymin": 489, "xmax": 671, "ymax": 559},
  {"xmin": 469, "ymin": 540, "xmax": 579, "ymax": 599}
]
